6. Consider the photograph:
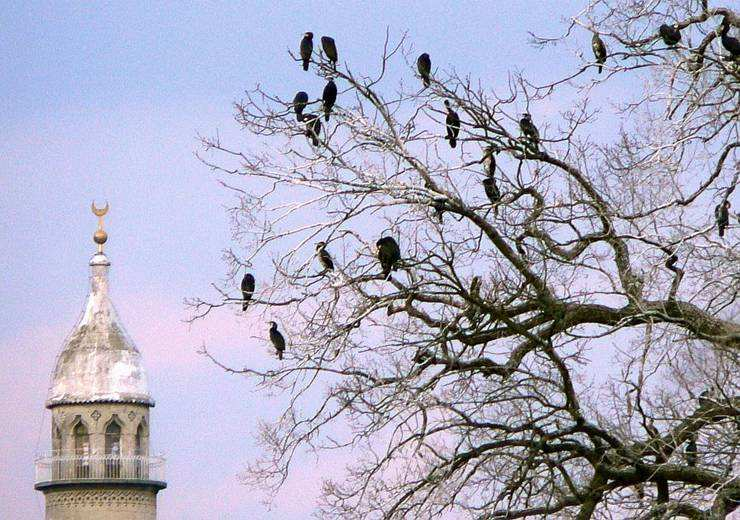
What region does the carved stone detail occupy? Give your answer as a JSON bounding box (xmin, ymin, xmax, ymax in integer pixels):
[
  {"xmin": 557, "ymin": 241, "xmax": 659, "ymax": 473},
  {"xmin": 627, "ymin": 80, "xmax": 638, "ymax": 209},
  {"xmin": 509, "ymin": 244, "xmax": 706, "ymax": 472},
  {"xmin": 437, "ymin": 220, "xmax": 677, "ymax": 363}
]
[
  {"xmin": 45, "ymin": 488, "xmax": 157, "ymax": 518},
  {"xmin": 91, "ymin": 410, "xmax": 101, "ymax": 422}
]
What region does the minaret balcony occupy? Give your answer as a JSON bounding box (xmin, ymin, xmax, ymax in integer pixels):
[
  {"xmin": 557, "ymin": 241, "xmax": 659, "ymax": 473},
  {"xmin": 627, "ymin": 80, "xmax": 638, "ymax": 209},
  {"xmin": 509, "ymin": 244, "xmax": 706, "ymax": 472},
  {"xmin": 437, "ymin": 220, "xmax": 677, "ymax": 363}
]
[{"xmin": 34, "ymin": 453, "xmax": 166, "ymax": 491}]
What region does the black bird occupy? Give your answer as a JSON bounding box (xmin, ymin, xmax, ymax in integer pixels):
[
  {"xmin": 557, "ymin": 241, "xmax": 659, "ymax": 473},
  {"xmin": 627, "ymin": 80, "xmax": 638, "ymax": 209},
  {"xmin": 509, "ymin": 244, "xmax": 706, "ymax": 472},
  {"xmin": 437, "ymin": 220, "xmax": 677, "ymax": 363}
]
[
  {"xmin": 316, "ymin": 241, "xmax": 334, "ymax": 271},
  {"xmin": 240, "ymin": 272, "xmax": 255, "ymax": 311},
  {"xmin": 321, "ymin": 36, "xmax": 338, "ymax": 67},
  {"xmin": 592, "ymin": 33, "xmax": 607, "ymax": 73},
  {"xmin": 431, "ymin": 197, "xmax": 446, "ymax": 222},
  {"xmin": 665, "ymin": 250, "xmax": 678, "ymax": 270},
  {"xmin": 322, "ymin": 79, "xmax": 337, "ymax": 122},
  {"xmin": 519, "ymin": 113, "xmax": 540, "ymax": 153},
  {"xmin": 417, "ymin": 53, "xmax": 431, "ymax": 88},
  {"xmin": 715, "ymin": 200, "xmax": 730, "ymax": 237},
  {"xmin": 482, "ymin": 177, "xmax": 501, "ymax": 204},
  {"xmin": 685, "ymin": 434, "xmax": 698, "ymax": 467},
  {"xmin": 304, "ymin": 114, "xmax": 322, "ymax": 146},
  {"xmin": 376, "ymin": 236, "xmax": 401, "ymax": 279},
  {"xmin": 268, "ymin": 321, "xmax": 286, "ymax": 360},
  {"xmin": 483, "ymin": 145, "xmax": 497, "ymax": 177},
  {"xmin": 300, "ymin": 32, "xmax": 313, "ymax": 71},
  {"xmin": 659, "ymin": 23, "xmax": 681, "ymax": 47},
  {"xmin": 444, "ymin": 100, "xmax": 460, "ymax": 148},
  {"xmin": 720, "ymin": 19, "xmax": 740, "ymax": 58},
  {"xmin": 293, "ymin": 91, "xmax": 309, "ymax": 122}
]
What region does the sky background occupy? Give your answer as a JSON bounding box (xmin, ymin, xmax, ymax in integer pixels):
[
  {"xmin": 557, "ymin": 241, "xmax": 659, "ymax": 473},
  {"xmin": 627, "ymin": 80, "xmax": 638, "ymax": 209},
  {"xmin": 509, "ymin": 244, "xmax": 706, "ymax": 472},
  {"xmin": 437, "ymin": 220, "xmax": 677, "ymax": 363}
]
[{"xmin": 0, "ymin": 1, "xmax": 597, "ymax": 518}]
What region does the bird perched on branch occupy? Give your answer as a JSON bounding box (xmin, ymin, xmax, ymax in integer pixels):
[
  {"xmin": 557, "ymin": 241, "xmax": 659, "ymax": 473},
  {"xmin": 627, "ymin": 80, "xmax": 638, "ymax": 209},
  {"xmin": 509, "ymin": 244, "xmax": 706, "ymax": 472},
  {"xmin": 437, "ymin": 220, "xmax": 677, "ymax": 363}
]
[
  {"xmin": 685, "ymin": 434, "xmax": 698, "ymax": 467},
  {"xmin": 519, "ymin": 113, "xmax": 540, "ymax": 153},
  {"xmin": 659, "ymin": 23, "xmax": 681, "ymax": 47},
  {"xmin": 316, "ymin": 241, "xmax": 334, "ymax": 272},
  {"xmin": 720, "ymin": 18, "xmax": 740, "ymax": 58},
  {"xmin": 376, "ymin": 236, "xmax": 401, "ymax": 279},
  {"xmin": 240, "ymin": 272, "xmax": 255, "ymax": 311},
  {"xmin": 592, "ymin": 33, "xmax": 607, "ymax": 73},
  {"xmin": 293, "ymin": 91, "xmax": 309, "ymax": 122},
  {"xmin": 300, "ymin": 32, "xmax": 313, "ymax": 71},
  {"xmin": 715, "ymin": 200, "xmax": 730, "ymax": 237},
  {"xmin": 417, "ymin": 53, "xmax": 431, "ymax": 88},
  {"xmin": 322, "ymin": 79, "xmax": 337, "ymax": 122},
  {"xmin": 444, "ymin": 100, "xmax": 460, "ymax": 148},
  {"xmin": 431, "ymin": 197, "xmax": 447, "ymax": 222},
  {"xmin": 321, "ymin": 36, "xmax": 338, "ymax": 68},
  {"xmin": 664, "ymin": 249, "xmax": 678, "ymax": 270},
  {"xmin": 304, "ymin": 114, "xmax": 322, "ymax": 146},
  {"xmin": 482, "ymin": 177, "xmax": 501, "ymax": 205},
  {"xmin": 268, "ymin": 321, "xmax": 286, "ymax": 360}
]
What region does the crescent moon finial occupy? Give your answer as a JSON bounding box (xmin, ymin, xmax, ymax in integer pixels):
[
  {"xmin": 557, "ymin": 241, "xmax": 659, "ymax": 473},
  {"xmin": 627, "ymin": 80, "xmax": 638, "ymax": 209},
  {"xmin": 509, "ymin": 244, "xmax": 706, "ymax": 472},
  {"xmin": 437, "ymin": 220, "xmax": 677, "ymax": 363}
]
[
  {"xmin": 91, "ymin": 201, "xmax": 109, "ymax": 253},
  {"xmin": 91, "ymin": 201, "xmax": 109, "ymax": 217}
]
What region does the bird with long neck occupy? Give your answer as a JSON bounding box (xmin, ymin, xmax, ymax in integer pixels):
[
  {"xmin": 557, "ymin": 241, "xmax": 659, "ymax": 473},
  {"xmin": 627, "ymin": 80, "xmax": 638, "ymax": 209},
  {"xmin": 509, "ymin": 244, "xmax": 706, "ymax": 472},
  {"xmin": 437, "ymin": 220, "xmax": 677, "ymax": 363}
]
[
  {"xmin": 300, "ymin": 32, "xmax": 313, "ymax": 71},
  {"xmin": 315, "ymin": 241, "xmax": 334, "ymax": 272},
  {"xmin": 268, "ymin": 321, "xmax": 286, "ymax": 360},
  {"xmin": 592, "ymin": 33, "xmax": 607, "ymax": 73},
  {"xmin": 444, "ymin": 100, "xmax": 460, "ymax": 149},
  {"xmin": 417, "ymin": 53, "xmax": 431, "ymax": 88}
]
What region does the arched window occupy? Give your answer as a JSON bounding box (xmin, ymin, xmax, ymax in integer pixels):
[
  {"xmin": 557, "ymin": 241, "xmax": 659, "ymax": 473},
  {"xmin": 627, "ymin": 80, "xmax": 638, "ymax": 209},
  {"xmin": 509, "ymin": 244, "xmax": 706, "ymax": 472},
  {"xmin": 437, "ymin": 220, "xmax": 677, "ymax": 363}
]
[
  {"xmin": 73, "ymin": 422, "xmax": 90, "ymax": 478},
  {"xmin": 105, "ymin": 421, "xmax": 121, "ymax": 455},
  {"xmin": 52, "ymin": 425, "xmax": 63, "ymax": 479},
  {"xmin": 52, "ymin": 424, "xmax": 62, "ymax": 454},
  {"xmin": 135, "ymin": 423, "xmax": 145, "ymax": 455},
  {"xmin": 105, "ymin": 420, "xmax": 122, "ymax": 478},
  {"xmin": 73, "ymin": 422, "xmax": 89, "ymax": 455}
]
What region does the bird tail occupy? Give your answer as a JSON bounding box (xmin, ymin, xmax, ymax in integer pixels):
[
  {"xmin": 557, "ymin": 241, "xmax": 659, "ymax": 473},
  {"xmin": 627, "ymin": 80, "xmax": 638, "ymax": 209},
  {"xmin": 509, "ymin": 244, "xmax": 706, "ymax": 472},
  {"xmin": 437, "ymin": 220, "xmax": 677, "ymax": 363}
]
[
  {"xmin": 303, "ymin": 59, "xmax": 309, "ymax": 71},
  {"xmin": 450, "ymin": 137, "xmax": 457, "ymax": 148},
  {"xmin": 242, "ymin": 302, "xmax": 249, "ymax": 312},
  {"xmin": 312, "ymin": 135, "xmax": 319, "ymax": 146},
  {"xmin": 423, "ymin": 76, "xmax": 430, "ymax": 88},
  {"xmin": 719, "ymin": 226, "xmax": 725, "ymax": 238},
  {"xmin": 325, "ymin": 109, "xmax": 331, "ymax": 122},
  {"xmin": 598, "ymin": 64, "xmax": 603, "ymax": 74},
  {"xmin": 278, "ymin": 350, "xmax": 283, "ymax": 360},
  {"xmin": 297, "ymin": 113, "xmax": 304, "ymax": 122}
]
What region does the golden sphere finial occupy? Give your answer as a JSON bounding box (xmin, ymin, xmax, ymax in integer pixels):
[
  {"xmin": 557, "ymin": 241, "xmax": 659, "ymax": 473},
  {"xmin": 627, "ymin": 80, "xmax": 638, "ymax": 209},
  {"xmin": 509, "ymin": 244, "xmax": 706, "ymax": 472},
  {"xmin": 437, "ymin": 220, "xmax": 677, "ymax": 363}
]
[{"xmin": 91, "ymin": 201, "xmax": 110, "ymax": 253}]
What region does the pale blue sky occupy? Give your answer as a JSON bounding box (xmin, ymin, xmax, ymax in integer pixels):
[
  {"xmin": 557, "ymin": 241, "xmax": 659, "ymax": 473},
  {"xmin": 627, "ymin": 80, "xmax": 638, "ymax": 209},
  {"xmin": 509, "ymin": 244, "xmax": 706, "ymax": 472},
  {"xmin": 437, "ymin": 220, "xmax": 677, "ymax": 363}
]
[{"xmin": 1, "ymin": 2, "xmax": 587, "ymax": 518}]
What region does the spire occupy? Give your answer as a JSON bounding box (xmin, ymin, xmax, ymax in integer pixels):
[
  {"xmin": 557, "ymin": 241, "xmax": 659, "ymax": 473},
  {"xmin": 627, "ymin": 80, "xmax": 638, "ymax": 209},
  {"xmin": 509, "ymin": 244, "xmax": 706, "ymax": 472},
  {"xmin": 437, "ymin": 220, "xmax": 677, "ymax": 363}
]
[{"xmin": 46, "ymin": 204, "xmax": 152, "ymax": 408}]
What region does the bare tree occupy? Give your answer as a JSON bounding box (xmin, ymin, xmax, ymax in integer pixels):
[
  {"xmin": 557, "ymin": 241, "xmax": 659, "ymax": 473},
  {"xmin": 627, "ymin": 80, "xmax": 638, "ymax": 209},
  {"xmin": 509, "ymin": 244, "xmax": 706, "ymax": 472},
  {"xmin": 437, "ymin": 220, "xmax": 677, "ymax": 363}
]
[{"xmin": 193, "ymin": 0, "xmax": 739, "ymax": 517}]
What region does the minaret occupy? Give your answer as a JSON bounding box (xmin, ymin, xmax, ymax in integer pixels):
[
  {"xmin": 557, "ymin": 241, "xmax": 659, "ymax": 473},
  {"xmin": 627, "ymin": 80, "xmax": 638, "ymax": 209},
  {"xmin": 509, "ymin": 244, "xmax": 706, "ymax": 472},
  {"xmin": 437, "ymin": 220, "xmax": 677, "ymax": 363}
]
[{"xmin": 35, "ymin": 203, "xmax": 166, "ymax": 520}]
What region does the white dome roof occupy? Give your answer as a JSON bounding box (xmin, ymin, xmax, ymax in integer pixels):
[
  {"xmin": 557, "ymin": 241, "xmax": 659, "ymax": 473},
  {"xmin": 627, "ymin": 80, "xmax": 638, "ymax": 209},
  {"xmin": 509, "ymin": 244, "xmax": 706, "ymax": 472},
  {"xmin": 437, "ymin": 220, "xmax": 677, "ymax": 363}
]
[{"xmin": 46, "ymin": 253, "xmax": 153, "ymax": 408}]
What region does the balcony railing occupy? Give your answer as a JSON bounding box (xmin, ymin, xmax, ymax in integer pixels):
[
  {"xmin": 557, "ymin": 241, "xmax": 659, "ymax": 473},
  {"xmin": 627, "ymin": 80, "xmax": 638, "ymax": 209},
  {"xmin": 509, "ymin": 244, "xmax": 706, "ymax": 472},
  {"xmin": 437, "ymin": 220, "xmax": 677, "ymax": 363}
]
[{"xmin": 34, "ymin": 454, "xmax": 165, "ymax": 485}]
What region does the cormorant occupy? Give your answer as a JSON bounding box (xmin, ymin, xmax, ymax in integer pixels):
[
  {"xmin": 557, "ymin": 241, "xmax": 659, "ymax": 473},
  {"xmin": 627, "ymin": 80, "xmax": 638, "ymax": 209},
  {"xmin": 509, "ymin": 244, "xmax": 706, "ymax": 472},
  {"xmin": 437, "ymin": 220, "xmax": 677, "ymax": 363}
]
[
  {"xmin": 322, "ymin": 79, "xmax": 337, "ymax": 122},
  {"xmin": 304, "ymin": 114, "xmax": 322, "ymax": 146},
  {"xmin": 293, "ymin": 91, "xmax": 309, "ymax": 122},
  {"xmin": 268, "ymin": 321, "xmax": 286, "ymax": 360},
  {"xmin": 659, "ymin": 23, "xmax": 681, "ymax": 47},
  {"xmin": 665, "ymin": 250, "xmax": 678, "ymax": 270},
  {"xmin": 316, "ymin": 241, "xmax": 334, "ymax": 271},
  {"xmin": 720, "ymin": 19, "xmax": 740, "ymax": 58},
  {"xmin": 417, "ymin": 53, "xmax": 431, "ymax": 88},
  {"xmin": 376, "ymin": 236, "xmax": 401, "ymax": 279},
  {"xmin": 482, "ymin": 177, "xmax": 501, "ymax": 204},
  {"xmin": 483, "ymin": 145, "xmax": 497, "ymax": 177},
  {"xmin": 592, "ymin": 33, "xmax": 607, "ymax": 73},
  {"xmin": 432, "ymin": 197, "xmax": 446, "ymax": 222},
  {"xmin": 685, "ymin": 434, "xmax": 698, "ymax": 467},
  {"xmin": 519, "ymin": 113, "xmax": 540, "ymax": 153},
  {"xmin": 444, "ymin": 100, "xmax": 460, "ymax": 148},
  {"xmin": 300, "ymin": 32, "xmax": 313, "ymax": 71},
  {"xmin": 240, "ymin": 272, "xmax": 255, "ymax": 311},
  {"xmin": 715, "ymin": 200, "xmax": 730, "ymax": 237},
  {"xmin": 321, "ymin": 36, "xmax": 338, "ymax": 67}
]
